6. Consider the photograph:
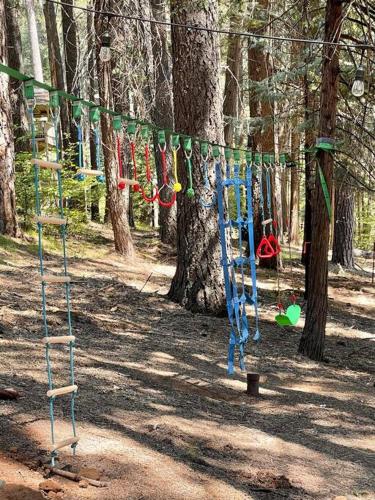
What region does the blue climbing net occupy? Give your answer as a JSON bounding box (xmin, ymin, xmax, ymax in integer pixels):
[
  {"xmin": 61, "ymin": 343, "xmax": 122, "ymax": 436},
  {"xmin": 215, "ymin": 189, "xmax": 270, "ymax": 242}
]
[{"xmin": 215, "ymin": 153, "xmax": 260, "ymax": 374}]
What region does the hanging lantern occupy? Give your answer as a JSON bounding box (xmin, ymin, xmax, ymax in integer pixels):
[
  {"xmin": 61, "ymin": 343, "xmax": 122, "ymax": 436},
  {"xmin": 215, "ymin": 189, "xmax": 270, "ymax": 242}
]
[
  {"xmin": 351, "ymin": 66, "xmax": 365, "ymax": 97},
  {"xmin": 99, "ymin": 32, "xmax": 111, "ymax": 63}
]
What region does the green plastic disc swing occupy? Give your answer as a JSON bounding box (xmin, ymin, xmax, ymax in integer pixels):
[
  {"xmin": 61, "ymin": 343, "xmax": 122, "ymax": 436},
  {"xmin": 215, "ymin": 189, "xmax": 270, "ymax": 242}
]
[{"xmin": 275, "ymin": 304, "xmax": 301, "ymax": 327}]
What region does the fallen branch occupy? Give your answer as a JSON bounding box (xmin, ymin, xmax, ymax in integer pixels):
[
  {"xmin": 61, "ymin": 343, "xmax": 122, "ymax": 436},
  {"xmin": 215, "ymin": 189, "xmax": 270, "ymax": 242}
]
[
  {"xmin": 0, "ymin": 388, "xmax": 20, "ymax": 400},
  {"xmin": 47, "ymin": 467, "xmax": 108, "ymax": 488}
]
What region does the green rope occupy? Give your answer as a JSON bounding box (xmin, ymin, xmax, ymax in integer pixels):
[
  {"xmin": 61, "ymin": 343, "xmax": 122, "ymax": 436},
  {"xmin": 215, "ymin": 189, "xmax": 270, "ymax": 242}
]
[{"xmin": 183, "ymin": 137, "xmax": 194, "ymax": 198}]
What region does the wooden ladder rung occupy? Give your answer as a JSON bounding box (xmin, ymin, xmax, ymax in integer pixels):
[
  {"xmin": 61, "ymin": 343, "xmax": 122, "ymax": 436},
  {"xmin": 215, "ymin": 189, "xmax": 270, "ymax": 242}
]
[
  {"xmin": 39, "ymin": 275, "xmax": 71, "ymax": 283},
  {"xmin": 118, "ymin": 177, "xmax": 139, "ymax": 186},
  {"xmin": 33, "ymin": 158, "xmax": 62, "ymax": 171},
  {"xmin": 47, "ymin": 385, "xmax": 78, "ymax": 398},
  {"xmin": 77, "ymin": 168, "xmax": 104, "ymax": 176},
  {"xmin": 50, "ymin": 436, "xmax": 79, "ymax": 452},
  {"xmin": 36, "ymin": 215, "xmax": 67, "ymax": 225},
  {"xmin": 42, "ymin": 335, "xmax": 75, "ymax": 345}
]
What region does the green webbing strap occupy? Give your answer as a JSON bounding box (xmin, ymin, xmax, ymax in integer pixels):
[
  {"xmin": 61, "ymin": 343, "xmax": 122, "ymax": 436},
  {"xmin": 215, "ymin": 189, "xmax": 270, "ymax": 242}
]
[
  {"xmin": 212, "ymin": 145, "xmax": 221, "ymax": 159},
  {"xmin": 90, "ymin": 106, "xmax": 101, "ymax": 124},
  {"xmin": 113, "ymin": 115, "xmax": 122, "ymax": 131},
  {"xmin": 315, "ymin": 141, "xmax": 335, "ymax": 153},
  {"xmin": 318, "ymin": 164, "xmax": 332, "ymax": 220},
  {"xmin": 315, "ymin": 138, "xmax": 335, "ymax": 221},
  {"xmin": 141, "ymin": 125, "xmax": 149, "ymax": 140},
  {"xmin": 127, "ymin": 121, "xmax": 137, "ymax": 136},
  {"xmin": 72, "ymin": 100, "xmax": 83, "ymax": 120},
  {"xmin": 158, "ymin": 130, "xmax": 166, "ymax": 145},
  {"xmin": 0, "ymin": 62, "xmax": 282, "ymax": 164}
]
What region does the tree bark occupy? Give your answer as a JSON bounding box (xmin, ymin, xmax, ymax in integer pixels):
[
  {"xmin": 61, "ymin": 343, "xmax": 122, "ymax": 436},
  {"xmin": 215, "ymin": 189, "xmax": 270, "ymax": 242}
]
[
  {"xmin": 87, "ymin": 4, "xmax": 100, "ymax": 222},
  {"xmin": 168, "ymin": 0, "xmax": 225, "ymax": 313},
  {"xmin": 150, "ymin": 0, "xmax": 177, "ymax": 245},
  {"xmin": 5, "ymin": 0, "xmax": 28, "ymax": 151},
  {"xmin": 24, "ymin": 0, "xmax": 43, "ymax": 81},
  {"xmin": 289, "ymin": 134, "xmax": 300, "ymax": 243},
  {"xmin": 0, "ymin": 0, "xmax": 19, "ymax": 236},
  {"xmin": 94, "ymin": 0, "xmax": 134, "ymax": 257},
  {"xmin": 61, "ymin": 0, "xmax": 78, "ymax": 95},
  {"xmin": 223, "ymin": 10, "xmax": 243, "ymax": 146},
  {"xmin": 43, "ymin": 0, "xmax": 70, "ymax": 145},
  {"xmin": 332, "ymin": 183, "xmax": 355, "ymax": 268},
  {"xmin": 248, "ymin": 0, "xmax": 279, "ymax": 269},
  {"xmin": 301, "ymin": 0, "xmax": 318, "ymax": 298},
  {"xmin": 299, "ymin": 0, "xmax": 343, "ymax": 361},
  {"xmin": 61, "ymin": 0, "xmax": 78, "ymax": 144}
]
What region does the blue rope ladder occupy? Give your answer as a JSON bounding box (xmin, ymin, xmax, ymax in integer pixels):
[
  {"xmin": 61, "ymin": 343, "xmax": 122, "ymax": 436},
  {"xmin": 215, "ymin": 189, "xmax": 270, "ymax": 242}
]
[
  {"xmin": 25, "ymin": 82, "xmax": 78, "ymax": 466},
  {"xmin": 216, "ymin": 150, "xmax": 260, "ymax": 375}
]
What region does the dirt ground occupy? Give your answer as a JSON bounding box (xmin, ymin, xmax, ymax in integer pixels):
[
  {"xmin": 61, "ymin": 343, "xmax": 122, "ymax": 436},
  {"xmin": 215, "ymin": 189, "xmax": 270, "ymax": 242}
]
[{"xmin": 0, "ymin": 226, "xmax": 374, "ymax": 500}]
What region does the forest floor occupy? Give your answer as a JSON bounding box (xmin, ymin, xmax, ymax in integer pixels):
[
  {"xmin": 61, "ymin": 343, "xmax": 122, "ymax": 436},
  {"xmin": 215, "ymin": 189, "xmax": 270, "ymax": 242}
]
[{"xmin": 0, "ymin": 224, "xmax": 374, "ymax": 500}]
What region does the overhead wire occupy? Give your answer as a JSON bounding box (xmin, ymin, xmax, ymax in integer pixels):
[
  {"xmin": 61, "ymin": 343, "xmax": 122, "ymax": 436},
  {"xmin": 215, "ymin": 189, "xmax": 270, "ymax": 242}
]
[{"xmin": 44, "ymin": 0, "xmax": 375, "ymax": 51}]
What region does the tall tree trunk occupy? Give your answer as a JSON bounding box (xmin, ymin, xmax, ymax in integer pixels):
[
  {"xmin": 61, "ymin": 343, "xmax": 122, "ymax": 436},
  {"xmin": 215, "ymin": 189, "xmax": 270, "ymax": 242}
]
[
  {"xmin": 43, "ymin": 0, "xmax": 70, "ymax": 144},
  {"xmin": 248, "ymin": 0, "xmax": 278, "ymax": 269},
  {"xmin": 61, "ymin": 0, "xmax": 78, "ymax": 143},
  {"xmin": 332, "ymin": 183, "xmax": 355, "ymax": 268},
  {"xmin": 168, "ymin": 0, "xmax": 225, "ymax": 313},
  {"xmin": 223, "ymin": 10, "xmax": 242, "ymax": 146},
  {"xmin": 61, "ymin": 0, "xmax": 78, "ymax": 94},
  {"xmin": 299, "ymin": 0, "xmax": 343, "ymax": 361},
  {"xmin": 150, "ymin": 0, "xmax": 177, "ymax": 245},
  {"xmin": 289, "ymin": 129, "xmax": 300, "ymax": 243},
  {"xmin": 5, "ymin": 0, "xmax": 28, "ymax": 150},
  {"xmin": 94, "ymin": 0, "xmax": 134, "ymax": 257},
  {"xmin": 87, "ymin": 4, "xmax": 100, "ymax": 221},
  {"xmin": 0, "ymin": 0, "xmax": 19, "ymax": 236},
  {"xmin": 301, "ymin": 0, "xmax": 317, "ymax": 298},
  {"xmin": 24, "ymin": 0, "xmax": 43, "ymax": 81}
]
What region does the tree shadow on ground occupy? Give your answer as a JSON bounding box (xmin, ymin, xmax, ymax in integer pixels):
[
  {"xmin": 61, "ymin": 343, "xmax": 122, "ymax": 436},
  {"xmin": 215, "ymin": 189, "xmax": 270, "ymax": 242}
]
[{"xmin": 1, "ymin": 249, "xmax": 374, "ymax": 498}]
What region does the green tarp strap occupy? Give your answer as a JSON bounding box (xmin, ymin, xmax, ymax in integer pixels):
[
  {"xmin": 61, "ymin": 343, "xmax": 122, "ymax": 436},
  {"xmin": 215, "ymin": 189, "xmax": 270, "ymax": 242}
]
[{"xmin": 318, "ymin": 165, "xmax": 332, "ymax": 220}]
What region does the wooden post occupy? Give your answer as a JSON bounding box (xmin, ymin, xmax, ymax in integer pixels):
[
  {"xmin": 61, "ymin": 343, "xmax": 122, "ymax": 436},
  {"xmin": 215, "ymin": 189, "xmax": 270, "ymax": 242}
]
[{"xmin": 246, "ymin": 373, "xmax": 260, "ymax": 396}]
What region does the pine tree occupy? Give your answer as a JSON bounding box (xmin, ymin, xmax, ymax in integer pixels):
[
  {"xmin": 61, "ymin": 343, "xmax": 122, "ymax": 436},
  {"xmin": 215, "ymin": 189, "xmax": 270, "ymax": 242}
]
[
  {"xmin": 0, "ymin": 0, "xmax": 19, "ymax": 236},
  {"xmin": 168, "ymin": 0, "xmax": 225, "ymax": 313}
]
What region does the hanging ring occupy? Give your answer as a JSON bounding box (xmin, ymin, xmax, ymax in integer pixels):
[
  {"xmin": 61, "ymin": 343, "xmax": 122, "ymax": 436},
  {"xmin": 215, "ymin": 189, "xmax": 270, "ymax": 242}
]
[
  {"xmin": 158, "ymin": 183, "xmax": 176, "ymax": 208},
  {"xmin": 184, "ymin": 149, "xmax": 192, "ymax": 160}
]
